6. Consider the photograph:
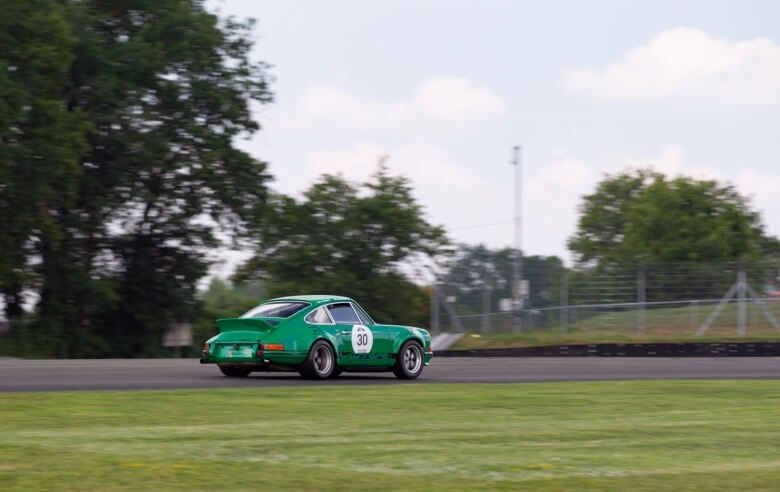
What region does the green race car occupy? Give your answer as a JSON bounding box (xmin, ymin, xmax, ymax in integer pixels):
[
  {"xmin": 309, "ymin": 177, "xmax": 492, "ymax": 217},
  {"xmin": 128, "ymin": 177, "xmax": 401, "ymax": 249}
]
[{"xmin": 200, "ymin": 295, "xmax": 433, "ymax": 380}]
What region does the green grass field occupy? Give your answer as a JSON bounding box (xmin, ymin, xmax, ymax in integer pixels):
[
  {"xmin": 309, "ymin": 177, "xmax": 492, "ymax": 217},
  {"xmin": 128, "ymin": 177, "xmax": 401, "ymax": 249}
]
[{"xmin": 2, "ymin": 381, "xmax": 779, "ymax": 490}]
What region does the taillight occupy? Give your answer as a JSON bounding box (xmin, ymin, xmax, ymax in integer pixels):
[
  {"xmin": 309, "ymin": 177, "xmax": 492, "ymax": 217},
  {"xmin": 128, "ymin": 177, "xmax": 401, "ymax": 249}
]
[
  {"xmin": 425, "ymin": 346, "xmax": 432, "ymax": 352},
  {"xmin": 203, "ymin": 343, "xmax": 210, "ymax": 356},
  {"xmin": 256, "ymin": 343, "xmax": 284, "ymax": 357}
]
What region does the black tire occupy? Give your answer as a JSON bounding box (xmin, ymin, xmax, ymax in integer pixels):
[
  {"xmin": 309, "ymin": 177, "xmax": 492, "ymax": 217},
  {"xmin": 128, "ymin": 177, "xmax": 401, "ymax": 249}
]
[
  {"xmin": 219, "ymin": 365, "xmax": 252, "ymax": 377},
  {"xmin": 299, "ymin": 340, "xmax": 335, "ymax": 379},
  {"xmin": 330, "ymin": 367, "xmax": 344, "ymax": 378},
  {"xmin": 393, "ymin": 340, "xmax": 424, "ymax": 379}
]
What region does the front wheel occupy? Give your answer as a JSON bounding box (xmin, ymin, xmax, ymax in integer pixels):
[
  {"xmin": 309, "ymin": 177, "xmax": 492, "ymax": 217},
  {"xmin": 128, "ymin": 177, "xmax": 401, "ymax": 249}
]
[
  {"xmin": 299, "ymin": 340, "xmax": 335, "ymax": 379},
  {"xmin": 393, "ymin": 340, "xmax": 424, "ymax": 379},
  {"xmin": 219, "ymin": 366, "xmax": 252, "ymax": 377}
]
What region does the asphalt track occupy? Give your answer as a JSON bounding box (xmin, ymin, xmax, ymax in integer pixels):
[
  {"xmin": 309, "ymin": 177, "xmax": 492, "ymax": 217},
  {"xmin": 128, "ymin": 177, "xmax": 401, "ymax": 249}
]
[{"xmin": 1, "ymin": 357, "xmax": 779, "ymax": 392}]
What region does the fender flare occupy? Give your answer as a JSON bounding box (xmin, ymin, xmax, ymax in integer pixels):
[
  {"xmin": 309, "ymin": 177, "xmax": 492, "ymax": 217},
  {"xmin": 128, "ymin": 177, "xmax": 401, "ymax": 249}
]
[
  {"xmin": 308, "ymin": 334, "xmax": 340, "ymax": 361},
  {"xmin": 393, "ymin": 336, "xmax": 425, "ymax": 354}
]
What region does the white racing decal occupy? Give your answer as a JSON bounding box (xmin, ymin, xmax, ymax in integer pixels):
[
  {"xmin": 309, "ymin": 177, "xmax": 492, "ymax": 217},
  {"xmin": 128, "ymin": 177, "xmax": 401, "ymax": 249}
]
[{"xmin": 351, "ymin": 324, "xmax": 373, "ymax": 353}]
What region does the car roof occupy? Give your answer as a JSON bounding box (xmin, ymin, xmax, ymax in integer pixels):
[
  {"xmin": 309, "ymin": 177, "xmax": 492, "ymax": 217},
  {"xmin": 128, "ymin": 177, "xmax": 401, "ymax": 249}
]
[{"xmin": 266, "ymin": 294, "xmax": 354, "ymax": 305}]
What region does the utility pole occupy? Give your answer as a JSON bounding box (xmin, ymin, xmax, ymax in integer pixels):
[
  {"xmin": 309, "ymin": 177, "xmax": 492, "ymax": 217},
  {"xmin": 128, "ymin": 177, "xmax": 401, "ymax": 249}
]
[{"xmin": 512, "ymin": 145, "xmax": 523, "ymax": 334}]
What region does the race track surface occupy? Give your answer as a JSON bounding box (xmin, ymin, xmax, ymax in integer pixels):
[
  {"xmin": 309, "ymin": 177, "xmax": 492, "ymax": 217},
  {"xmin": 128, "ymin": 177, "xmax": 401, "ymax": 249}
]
[{"xmin": 1, "ymin": 357, "xmax": 779, "ymax": 392}]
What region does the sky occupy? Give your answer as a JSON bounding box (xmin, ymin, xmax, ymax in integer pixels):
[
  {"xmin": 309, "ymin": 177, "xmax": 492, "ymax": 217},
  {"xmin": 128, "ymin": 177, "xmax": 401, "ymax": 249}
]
[{"xmin": 206, "ymin": 0, "xmax": 780, "ymax": 273}]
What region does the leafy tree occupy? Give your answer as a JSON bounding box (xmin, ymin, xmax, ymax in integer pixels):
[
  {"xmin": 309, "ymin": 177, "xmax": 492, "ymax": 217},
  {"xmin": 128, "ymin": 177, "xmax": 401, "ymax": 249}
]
[
  {"xmin": 0, "ymin": 0, "xmax": 90, "ymax": 321},
  {"xmin": 567, "ymin": 169, "xmax": 657, "ymax": 266},
  {"xmin": 624, "ymin": 177, "xmax": 767, "ymax": 262},
  {"xmin": 233, "ymin": 166, "xmax": 447, "ymax": 327},
  {"xmin": 568, "ymin": 169, "xmax": 774, "ymax": 267},
  {"xmin": 441, "ymin": 244, "xmax": 513, "ymax": 300},
  {"xmin": 1, "ymin": 1, "xmax": 273, "ymax": 356},
  {"xmin": 439, "ymin": 244, "xmax": 563, "ymax": 313}
]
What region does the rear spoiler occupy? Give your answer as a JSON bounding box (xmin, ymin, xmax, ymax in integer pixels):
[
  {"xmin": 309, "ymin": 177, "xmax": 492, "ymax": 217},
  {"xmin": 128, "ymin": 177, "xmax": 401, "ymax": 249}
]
[{"xmin": 216, "ymin": 318, "xmax": 279, "ymax": 333}]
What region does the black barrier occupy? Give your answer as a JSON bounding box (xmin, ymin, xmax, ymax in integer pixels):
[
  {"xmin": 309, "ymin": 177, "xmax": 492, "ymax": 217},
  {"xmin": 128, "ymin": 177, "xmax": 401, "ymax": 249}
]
[{"xmin": 436, "ymin": 342, "xmax": 780, "ymax": 357}]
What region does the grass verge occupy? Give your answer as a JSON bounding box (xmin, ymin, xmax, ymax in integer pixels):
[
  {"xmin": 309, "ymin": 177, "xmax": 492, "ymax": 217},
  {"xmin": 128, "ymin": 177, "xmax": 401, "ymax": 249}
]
[
  {"xmin": 1, "ymin": 381, "xmax": 779, "ymax": 490},
  {"xmin": 451, "ymin": 332, "xmax": 780, "ymax": 349},
  {"xmin": 452, "ymin": 301, "xmax": 780, "ymax": 349}
]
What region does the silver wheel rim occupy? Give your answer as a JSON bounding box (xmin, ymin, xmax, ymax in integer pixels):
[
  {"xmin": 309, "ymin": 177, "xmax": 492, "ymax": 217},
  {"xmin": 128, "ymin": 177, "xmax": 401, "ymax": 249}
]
[
  {"xmin": 403, "ymin": 345, "xmax": 422, "ymax": 374},
  {"xmin": 313, "ymin": 345, "xmax": 333, "ymax": 374}
]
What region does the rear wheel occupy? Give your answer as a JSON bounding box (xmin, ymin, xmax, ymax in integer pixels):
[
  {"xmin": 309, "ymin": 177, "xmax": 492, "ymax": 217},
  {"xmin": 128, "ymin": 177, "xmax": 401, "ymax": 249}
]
[
  {"xmin": 299, "ymin": 340, "xmax": 335, "ymax": 379},
  {"xmin": 219, "ymin": 366, "xmax": 252, "ymax": 377},
  {"xmin": 393, "ymin": 340, "xmax": 424, "ymax": 379}
]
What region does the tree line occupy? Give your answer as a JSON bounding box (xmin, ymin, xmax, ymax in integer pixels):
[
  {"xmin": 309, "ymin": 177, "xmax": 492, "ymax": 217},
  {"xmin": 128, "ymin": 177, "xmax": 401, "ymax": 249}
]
[
  {"xmin": 0, "ymin": 1, "xmax": 447, "ymax": 356},
  {"xmin": 1, "ymin": 2, "xmax": 777, "ymax": 357}
]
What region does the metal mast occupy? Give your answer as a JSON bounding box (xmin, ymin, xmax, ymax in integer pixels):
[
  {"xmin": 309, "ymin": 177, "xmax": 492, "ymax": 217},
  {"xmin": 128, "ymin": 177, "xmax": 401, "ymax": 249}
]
[{"xmin": 512, "ymin": 145, "xmax": 523, "ymax": 333}]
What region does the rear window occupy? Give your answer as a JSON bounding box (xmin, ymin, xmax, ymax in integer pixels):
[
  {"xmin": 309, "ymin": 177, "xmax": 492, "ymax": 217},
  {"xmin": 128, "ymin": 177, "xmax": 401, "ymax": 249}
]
[{"xmin": 240, "ymin": 302, "xmax": 309, "ymax": 319}]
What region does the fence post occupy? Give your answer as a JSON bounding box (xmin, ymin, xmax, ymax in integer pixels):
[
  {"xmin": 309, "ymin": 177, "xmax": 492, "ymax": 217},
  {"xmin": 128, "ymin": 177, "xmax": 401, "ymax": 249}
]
[
  {"xmin": 751, "ymin": 292, "xmax": 758, "ymax": 328},
  {"xmin": 431, "ymin": 282, "xmax": 440, "ymax": 334},
  {"xmin": 481, "ymin": 284, "xmax": 490, "ymax": 335},
  {"xmin": 690, "ymin": 300, "xmax": 699, "ymax": 329},
  {"xmin": 738, "ymin": 262, "xmax": 746, "ymax": 336},
  {"xmin": 636, "ymin": 263, "xmax": 646, "ymax": 335},
  {"xmin": 560, "ymin": 269, "xmax": 568, "ymax": 335}
]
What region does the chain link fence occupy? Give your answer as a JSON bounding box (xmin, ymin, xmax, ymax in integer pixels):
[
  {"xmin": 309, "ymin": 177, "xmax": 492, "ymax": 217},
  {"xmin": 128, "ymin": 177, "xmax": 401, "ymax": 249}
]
[{"xmin": 432, "ymin": 260, "xmax": 780, "ymax": 338}]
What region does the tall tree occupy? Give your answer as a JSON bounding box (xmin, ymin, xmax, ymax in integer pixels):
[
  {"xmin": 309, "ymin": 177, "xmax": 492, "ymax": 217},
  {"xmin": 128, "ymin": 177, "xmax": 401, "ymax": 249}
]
[
  {"xmin": 568, "ymin": 169, "xmax": 774, "ymax": 267},
  {"xmin": 0, "ymin": 0, "xmax": 90, "ymax": 321},
  {"xmin": 233, "ymin": 166, "xmax": 448, "ymax": 326},
  {"xmin": 439, "ymin": 244, "xmax": 563, "ymax": 312},
  {"xmin": 567, "ymin": 169, "xmax": 658, "ymax": 266},
  {"xmin": 1, "ymin": 0, "xmax": 274, "ymax": 356}
]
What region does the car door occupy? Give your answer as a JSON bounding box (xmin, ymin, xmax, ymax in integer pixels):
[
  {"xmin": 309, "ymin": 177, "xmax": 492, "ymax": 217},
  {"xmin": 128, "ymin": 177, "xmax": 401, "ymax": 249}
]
[
  {"xmin": 328, "ymin": 303, "xmax": 389, "ymax": 366},
  {"xmin": 350, "ymin": 302, "xmax": 394, "ymax": 361}
]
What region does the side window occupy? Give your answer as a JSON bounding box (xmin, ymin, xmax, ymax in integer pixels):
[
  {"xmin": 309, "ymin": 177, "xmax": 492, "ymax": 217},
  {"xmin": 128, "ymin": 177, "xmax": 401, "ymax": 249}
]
[
  {"xmin": 352, "ymin": 304, "xmax": 372, "ymax": 325},
  {"xmin": 305, "ymin": 307, "xmax": 332, "ymax": 324},
  {"xmin": 328, "ymin": 303, "xmax": 360, "ymax": 324}
]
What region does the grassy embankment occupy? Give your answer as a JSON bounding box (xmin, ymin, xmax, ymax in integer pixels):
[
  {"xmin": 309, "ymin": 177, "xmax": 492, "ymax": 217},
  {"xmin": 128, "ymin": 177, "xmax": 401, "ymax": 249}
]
[
  {"xmin": 1, "ymin": 381, "xmax": 779, "ymax": 490},
  {"xmin": 453, "ymin": 301, "xmax": 780, "ymax": 349}
]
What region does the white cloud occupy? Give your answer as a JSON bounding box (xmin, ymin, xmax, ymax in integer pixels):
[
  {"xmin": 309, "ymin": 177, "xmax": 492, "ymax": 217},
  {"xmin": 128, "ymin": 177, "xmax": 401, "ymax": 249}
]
[
  {"xmin": 306, "ymin": 143, "xmax": 387, "ymax": 181},
  {"xmin": 298, "ymin": 76, "xmax": 505, "ymax": 130},
  {"xmin": 413, "ymin": 77, "xmax": 505, "ymax": 122},
  {"xmin": 563, "ymin": 27, "xmax": 780, "ymax": 104},
  {"xmin": 737, "ymin": 169, "xmax": 780, "ymax": 197},
  {"xmin": 264, "ymin": 77, "xmax": 508, "ymax": 240},
  {"xmin": 305, "ymin": 142, "xmax": 487, "ymax": 192},
  {"xmin": 736, "ymin": 169, "xmax": 780, "ymax": 235},
  {"xmin": 536, "ymin": 150, "xmax": 596, "ymax": 191},
  {"xmin": 298, "ymin": 86, "xmax": 409, "ymax": 129},
  {"xmin": 522, "ymin": 151, "xmax": 600, "ymax": 263},
  {"xmin": 620, "ymin": 145, "xmax": 726, "ymax": 182}
]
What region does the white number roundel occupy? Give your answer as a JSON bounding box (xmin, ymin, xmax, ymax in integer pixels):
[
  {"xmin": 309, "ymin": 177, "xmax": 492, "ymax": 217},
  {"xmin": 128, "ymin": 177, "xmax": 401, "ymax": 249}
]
[{"xmin": 351, "ymin": 324, "xmax": 373, "ymax": 354}]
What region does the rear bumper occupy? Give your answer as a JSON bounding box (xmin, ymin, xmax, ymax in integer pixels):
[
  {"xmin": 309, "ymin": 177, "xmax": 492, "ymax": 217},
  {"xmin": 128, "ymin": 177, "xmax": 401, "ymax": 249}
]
[{"xmin": 201, "ymin": 350, "xmax": 307, "ymax": 366}]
